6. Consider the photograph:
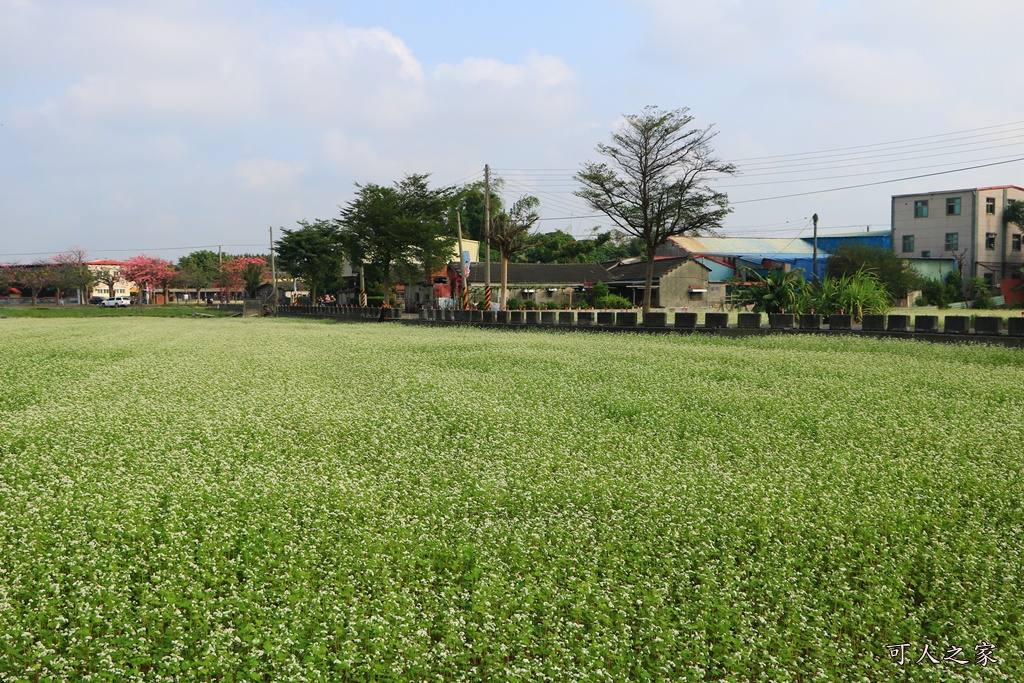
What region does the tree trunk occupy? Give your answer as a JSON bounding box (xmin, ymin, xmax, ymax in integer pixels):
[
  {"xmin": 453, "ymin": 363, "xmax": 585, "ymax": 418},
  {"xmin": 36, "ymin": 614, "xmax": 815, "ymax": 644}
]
[
  {"xmin": 423, "ymin": 262, "xmax": 433, "ymax": 308},
  {"xmin": 500, "ymin": 255, "xmax": 509, "ymax": 310},
  {"xmin": 643, "ymin": 248, "xmax": 656, "ymax": 315}
]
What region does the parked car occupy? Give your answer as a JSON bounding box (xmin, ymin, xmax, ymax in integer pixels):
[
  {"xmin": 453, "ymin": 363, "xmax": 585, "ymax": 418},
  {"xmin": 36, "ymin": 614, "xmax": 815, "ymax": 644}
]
[
  {"xmin": 101, "ymin": 296, "xmax": 132, "ymax": 307},
  {"xmin": 89, "ymin": 296, "xmax": 106, "ymax": 305}
]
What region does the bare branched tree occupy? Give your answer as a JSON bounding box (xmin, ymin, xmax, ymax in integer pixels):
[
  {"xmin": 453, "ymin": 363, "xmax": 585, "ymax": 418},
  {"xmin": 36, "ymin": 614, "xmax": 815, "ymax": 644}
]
[{"xmin": 576, "ymin": 106, "xmax": 737, "ymax": 313}]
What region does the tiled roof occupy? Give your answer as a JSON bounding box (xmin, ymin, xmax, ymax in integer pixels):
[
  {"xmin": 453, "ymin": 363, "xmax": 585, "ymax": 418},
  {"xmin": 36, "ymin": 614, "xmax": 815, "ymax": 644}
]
[
  {"xmin": 606, "ymin": 256, "xmax": 707, "ymax": 282},
  {"xmin": 463, "ymin": 262, "xmax": 611, "ymax": 284}
]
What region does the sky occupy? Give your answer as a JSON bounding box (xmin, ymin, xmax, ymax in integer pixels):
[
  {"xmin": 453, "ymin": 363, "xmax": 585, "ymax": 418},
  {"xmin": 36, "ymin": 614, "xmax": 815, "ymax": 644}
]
[{"xmin": 3, "ymin": 0, "xmax": 1024, "ymax": 263}]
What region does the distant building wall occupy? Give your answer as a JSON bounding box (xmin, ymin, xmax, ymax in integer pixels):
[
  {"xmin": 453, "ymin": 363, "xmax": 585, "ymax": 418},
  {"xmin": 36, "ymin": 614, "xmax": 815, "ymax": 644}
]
[{"xmin": 892, "ymin": 186, "xmax": 1024, "ymax": 285}]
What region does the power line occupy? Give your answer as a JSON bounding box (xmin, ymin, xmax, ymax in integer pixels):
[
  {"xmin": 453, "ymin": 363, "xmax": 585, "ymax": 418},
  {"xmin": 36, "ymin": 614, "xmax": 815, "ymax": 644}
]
[
  {"xmin": 716, "ymin": 151, "xmax": 1024, "ymax": 188},
  {"xmin": 728, "ymin": 138, "xmax": 1024, "ymax": 176},
  {"xmin": 727, "ymin": 120, "xmax": 1024, "ymax": 163},
  {"xmin": 0, "ymin": 243, "xmax": 267, "ymax": 260},
  {"xmin": 732, "ymin": 156, "xmax": 1024, "ymax": 205}
]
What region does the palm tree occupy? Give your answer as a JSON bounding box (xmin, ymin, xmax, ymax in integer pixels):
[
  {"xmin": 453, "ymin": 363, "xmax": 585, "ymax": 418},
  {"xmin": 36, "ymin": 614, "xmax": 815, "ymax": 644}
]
[{"xmin": 490, "ymin": 196, "xmax": 539, "ymax": 310}]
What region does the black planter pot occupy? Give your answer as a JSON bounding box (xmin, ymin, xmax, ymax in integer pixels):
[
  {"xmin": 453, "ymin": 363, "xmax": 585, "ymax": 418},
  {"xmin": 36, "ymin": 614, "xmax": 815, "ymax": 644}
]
[
  {"xmin": 828, "ymin": 314, "xmax": 852, "ymax": 330},
  {"xmin": 674, "ymin": 312, "xmax": 698, "ymax": 329},
  {"xmin": 704, "ymin": 312, "xmax": 729, "ymax": 329},
  {"xmin": 799, "ymin": 314, "xmax": 822, "ymax": 330},
  {"xmin": 737, "ymin": 312, "xmax": 762, "ymax": 329}
]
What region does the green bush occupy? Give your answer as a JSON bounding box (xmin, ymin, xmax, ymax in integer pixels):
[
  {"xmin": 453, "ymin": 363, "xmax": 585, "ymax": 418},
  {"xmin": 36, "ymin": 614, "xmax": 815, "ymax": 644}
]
[
  {"xmin": 966, "ymin": 277, "xmax": 993, "ymax": 309},
  {"xmin": 596, "ymin": 294, "xmax": 633, "ymax": 309},
  {"xmin": 810, "ymin": 269, "xmax": 891, "ymax": 322},
  {"xmin": 505, "ymin": 298, "xmax": 521, "ymax": 310},
  {"xmin": 918, "ymin": 270, "xmax": 963, "ymax": 308},
  {"xmin": 734, "ymin": 268, "xmax": 806, "ymax": 314},
  {"xmin": 736, "ymin": 267, "xmax": 890, "ymax": 321}
]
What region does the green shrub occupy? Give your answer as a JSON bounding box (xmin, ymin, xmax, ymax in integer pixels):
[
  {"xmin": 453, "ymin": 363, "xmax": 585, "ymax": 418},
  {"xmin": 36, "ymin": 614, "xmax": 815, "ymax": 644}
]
[
  {"xmin": 967, "ymin": 277, "xmax": 993, "ymax": 309},
  {"xmin": 813, "ymin": 269, "xmax": 891, "ymax": 322},
  {"xmin": 596, "ymin": 294, "xmax": 633, "ymax": 309},
  {"xmin": 734, "ymin": 268, "xmax": 806, "ymax": 314},
  {"xmin": 919, "ymin": 270, "xmax": 963, "ymax": 308},
  {"xmin": 736, "ymin": 267, "xmax": 890, "ymax": 321}
]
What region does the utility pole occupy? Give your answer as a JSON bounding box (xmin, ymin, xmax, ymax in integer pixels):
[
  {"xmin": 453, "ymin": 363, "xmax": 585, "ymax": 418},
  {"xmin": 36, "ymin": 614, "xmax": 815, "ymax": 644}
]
[
  {"xmin": 456, "ymin": 210, "xmax": 468, "ymax": 309},
  {"xmin": 812, "ymin": 213, "xmax": 819, "ymax": 285},
  {"xmin": 484, "ymin": 164, "xmax": 491, "ymax": 311},
  {"xmin": 269, "ymin": 226, "xmax": 278, "ymax": 316},
  {"xmin": 359, "ymin": 265, "xmax": 366, "ymax": 307}
]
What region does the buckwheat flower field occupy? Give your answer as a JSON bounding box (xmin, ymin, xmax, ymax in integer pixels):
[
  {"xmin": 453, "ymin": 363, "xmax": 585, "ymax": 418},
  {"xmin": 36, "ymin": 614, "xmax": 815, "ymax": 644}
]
[{"xmin": 1, "ymin": 317, "xmax": 1022, "ymax": 682}]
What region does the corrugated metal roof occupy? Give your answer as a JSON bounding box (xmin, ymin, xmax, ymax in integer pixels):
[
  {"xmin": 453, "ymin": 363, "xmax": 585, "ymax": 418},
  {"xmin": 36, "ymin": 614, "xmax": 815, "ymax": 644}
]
[{"xmin": 667, "ymin": 236, "xmax": 823, "ymax": 261}]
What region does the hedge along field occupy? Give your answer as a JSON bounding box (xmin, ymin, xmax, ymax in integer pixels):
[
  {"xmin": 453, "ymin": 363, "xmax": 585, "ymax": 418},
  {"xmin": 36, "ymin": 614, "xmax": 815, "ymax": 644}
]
[{"xmin": 0, "ymin": 319, "xmax": 1022, "ymax": 682}]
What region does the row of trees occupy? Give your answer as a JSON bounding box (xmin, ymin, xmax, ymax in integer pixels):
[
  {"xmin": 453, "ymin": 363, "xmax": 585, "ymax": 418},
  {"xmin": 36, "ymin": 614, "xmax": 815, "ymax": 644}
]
[
  {"xmin": 0, "ymin": 250, "xmax": 269, "ymax": 304},
  {"xmin": 4, "ymin": 106, "xmax": 737, "ymax": 312},
  {"xmin": 0, "ymin": 249, "xmax": 95, "ymax": 305},
  {"xmin": 273, "ymin": 106, "xmax": 737, "ymax": 311},
  {"xmin": 273, "ymin": 175, "xmax": 548, "ymax": 309}
]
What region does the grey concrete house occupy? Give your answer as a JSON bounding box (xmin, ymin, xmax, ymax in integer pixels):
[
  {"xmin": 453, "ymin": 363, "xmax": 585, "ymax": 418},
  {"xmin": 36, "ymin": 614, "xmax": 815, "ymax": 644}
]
[{"xmin": 605, "ymin": 256, "xmax": 714, "ymax": 308}]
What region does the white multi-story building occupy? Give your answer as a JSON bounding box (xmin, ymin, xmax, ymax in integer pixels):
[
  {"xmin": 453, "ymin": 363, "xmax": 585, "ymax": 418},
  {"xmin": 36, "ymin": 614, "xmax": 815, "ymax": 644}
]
[
  {"xmin": 87, "ymin": 260, "xmax": 136, "ymax": 298},
  {"xmin": 891, "ymin": 186, "xmax": 1024, "ymax": 288}
]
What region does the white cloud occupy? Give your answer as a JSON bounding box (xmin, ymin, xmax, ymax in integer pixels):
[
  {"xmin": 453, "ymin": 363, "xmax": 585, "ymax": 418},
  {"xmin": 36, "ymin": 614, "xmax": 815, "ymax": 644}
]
[
  {"xmin": 434, "ymin": 52, "xmax": 573, "ymax": 88},
  {"xmin": 0, "ymin": 2, "xmax": 591, "ymax": 258},
  {"xmin": 236, "ymin": 158, "xmax": 305, "ymax": 188}
]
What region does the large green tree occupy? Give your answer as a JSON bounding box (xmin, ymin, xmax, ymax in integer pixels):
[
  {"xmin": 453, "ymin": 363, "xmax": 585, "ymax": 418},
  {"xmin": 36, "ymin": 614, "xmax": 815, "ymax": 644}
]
[
  {"xmin": 176, "ymin": 250, "xmax": 221, "ymax": 300},
  {"xmin": 457, "ymin": 178, "xmax": 504, "ymax": 244},
  {"xmin": 576, "ymin": 106, "xmax": 736, "ymax": 313},
  {"xmin": 398, "ymin": 174, "xmax": 457, "ymax": 305},
  {"xmin": 338, "ymin": 184, "xmax": 404, "ymax": 304},
  {"xmin": 339, "ymin": 174, "xmax": 456, "ymax": 306},
  {"xmin": 275, "ymin": 220, "xmax": 346, "ymax": 303}
]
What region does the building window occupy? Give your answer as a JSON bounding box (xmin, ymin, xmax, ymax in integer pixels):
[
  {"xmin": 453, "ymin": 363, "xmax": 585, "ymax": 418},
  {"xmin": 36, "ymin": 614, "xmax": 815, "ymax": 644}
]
[
  {"xmin": 914, "ymin": 200, "xmax": 929, "ymax": 218},
  {"xmin": 921, "ymin": 250, "xmax": 931, "ymax": 258},
  {"xmin": 902, "ymin": 235, "xmax": 915, "ymax": 253},
  {"xmin": 946, "ymin": 197, "xmax": 961, "ymax": 216},
  {"xmin": 986, "ymin": 197, "xmax": 996, "ymax": 214},
  {"xmin": 1013, "ymin": 234, "xmax": 1022, "ymax": 252},
  {"xmin": 944, "ymin": 232, "xmax": 959, "ymax": 252},
  {"xmin": 985, "ymin": 233, "xmax": 996, "ymax": 250}
]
